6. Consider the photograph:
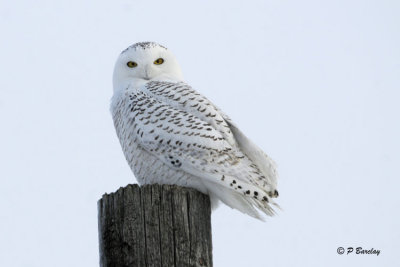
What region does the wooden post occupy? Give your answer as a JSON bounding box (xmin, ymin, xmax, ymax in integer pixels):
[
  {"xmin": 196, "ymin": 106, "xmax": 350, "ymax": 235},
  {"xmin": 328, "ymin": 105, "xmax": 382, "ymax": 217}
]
[{"xmin": 98, "ymin": 184, "xmax": 213, "ymax": 267}]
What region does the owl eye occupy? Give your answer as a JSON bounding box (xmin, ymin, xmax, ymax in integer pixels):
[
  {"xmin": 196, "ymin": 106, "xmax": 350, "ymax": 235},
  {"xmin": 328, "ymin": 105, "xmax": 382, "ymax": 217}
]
[
  {"xmin": 154, "ymin": 58, "xmax": 164, "ymax": 65},
  {"xmin": 127, "ymin": 61, "xmax": 138, "ymax": 68}
]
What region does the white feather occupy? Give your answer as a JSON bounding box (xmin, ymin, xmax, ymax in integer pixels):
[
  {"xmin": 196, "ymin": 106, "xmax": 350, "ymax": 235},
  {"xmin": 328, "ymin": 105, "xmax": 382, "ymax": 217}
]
[{"xmin": 111, "ymin": 42, "xmax": 279, "ymax": 220}]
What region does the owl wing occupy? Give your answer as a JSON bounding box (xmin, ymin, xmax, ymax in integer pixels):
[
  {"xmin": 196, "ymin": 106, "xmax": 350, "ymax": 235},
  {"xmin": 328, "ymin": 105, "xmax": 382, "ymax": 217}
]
[
  {"xmin": 117, "ymin": 87, "xmax": 277, "ymax": 217},
  {"xmin": 141, "ymin": 81, "xmax": 236, "ymax": 145},
  {"xmin": 215, "ymin": 109, "xmax": 278, "ymax": 191},
  {"xmin": 142, "ymin": 81, "xmax": 278, "ymax": 194}
]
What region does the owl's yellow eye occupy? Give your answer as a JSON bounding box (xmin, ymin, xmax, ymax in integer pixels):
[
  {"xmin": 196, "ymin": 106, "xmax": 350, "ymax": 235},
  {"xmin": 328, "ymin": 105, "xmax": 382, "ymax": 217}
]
[
  {"xmin": 127, "ymin": 61, "xmax": 137, "ymax": 68},
  {"xmin": 154, "ymin": 58, "xmax": 164, "ymax": 65}
]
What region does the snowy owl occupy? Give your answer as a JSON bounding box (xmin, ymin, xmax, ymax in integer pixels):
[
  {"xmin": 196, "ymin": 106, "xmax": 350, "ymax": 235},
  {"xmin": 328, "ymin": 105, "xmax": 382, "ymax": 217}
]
[{"xmin": 111, "ymin": 42, "xmax": 279, "ymax": 220}]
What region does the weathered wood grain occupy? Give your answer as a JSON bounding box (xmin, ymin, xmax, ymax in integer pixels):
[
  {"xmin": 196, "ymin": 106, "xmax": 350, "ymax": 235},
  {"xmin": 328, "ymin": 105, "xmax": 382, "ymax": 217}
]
[{"xmin": 98, "ymin": 184, "xmax": 212, "ymax": 267}]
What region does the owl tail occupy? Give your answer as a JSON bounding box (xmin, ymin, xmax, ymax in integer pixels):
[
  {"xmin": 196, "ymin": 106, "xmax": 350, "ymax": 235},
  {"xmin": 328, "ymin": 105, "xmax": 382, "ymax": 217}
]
[{"xmin": 203, "ymin": 179, "xmax": 278, "ymax": 221}]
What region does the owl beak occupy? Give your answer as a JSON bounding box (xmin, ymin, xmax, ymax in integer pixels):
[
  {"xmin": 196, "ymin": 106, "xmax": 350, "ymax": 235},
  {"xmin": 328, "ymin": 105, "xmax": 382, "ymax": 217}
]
[{"xmin": 144, "ymin": 68, "xmax": 151, "ymax": 80}]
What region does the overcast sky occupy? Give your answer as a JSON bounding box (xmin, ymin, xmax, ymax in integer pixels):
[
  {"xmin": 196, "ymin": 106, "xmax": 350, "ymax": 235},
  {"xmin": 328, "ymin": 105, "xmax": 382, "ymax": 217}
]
[{"xmin": 1, "ymin": 1, "xmax": 399, "ymax": 266}]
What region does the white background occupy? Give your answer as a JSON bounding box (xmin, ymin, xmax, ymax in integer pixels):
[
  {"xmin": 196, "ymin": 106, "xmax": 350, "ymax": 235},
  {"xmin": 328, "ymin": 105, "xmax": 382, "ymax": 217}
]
[{"xmin": 1, "ymin": 1, "xmax": 399, "ymax": 266}]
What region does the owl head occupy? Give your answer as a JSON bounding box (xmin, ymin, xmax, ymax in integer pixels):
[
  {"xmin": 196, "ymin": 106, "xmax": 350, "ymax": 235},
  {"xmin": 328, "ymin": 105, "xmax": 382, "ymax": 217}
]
[{"xmin": 113, "ymin": 42, "xmax": 184, "ymax": 92}]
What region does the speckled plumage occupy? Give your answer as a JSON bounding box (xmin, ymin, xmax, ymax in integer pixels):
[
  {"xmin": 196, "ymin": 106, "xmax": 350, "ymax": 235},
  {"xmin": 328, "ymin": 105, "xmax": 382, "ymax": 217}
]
[{"xmin": 111, "ymin": 42, "xmax": 279, "ymax": 220}]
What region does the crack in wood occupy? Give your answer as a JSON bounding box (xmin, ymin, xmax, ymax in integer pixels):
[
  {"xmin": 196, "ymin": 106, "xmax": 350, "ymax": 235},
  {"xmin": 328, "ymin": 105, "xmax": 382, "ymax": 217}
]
[{"xmin": 98, "ymin": 184, "xmax": 212, "ymax": 267}]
